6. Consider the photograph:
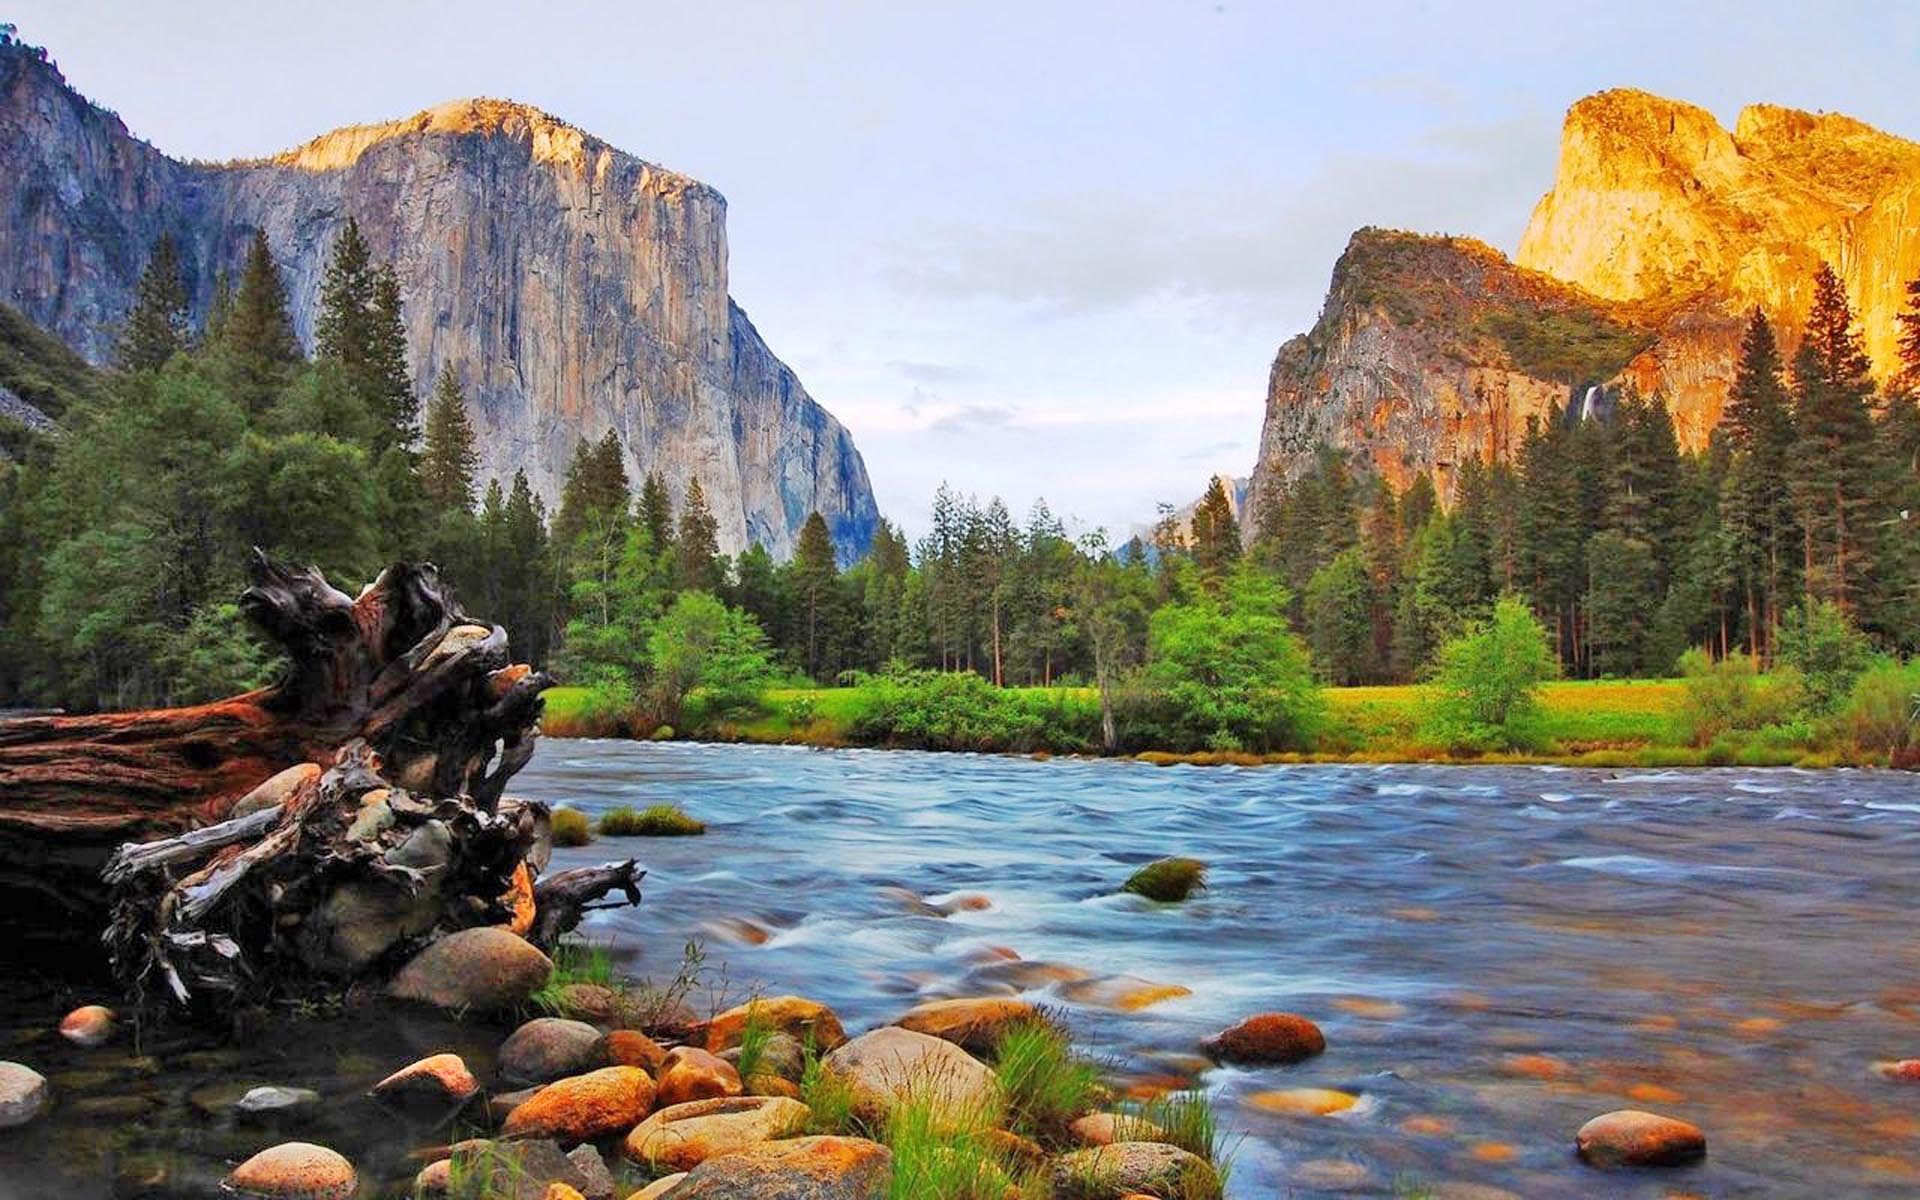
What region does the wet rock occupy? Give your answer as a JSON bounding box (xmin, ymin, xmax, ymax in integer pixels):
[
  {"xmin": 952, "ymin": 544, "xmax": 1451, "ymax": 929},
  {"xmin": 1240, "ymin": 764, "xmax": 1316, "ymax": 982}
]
[
  {"xmin": 656, "ymin": 1046, "xmax": 743, "ymax": 1108},
  {"xmin": 605, "ymin": 1029, "xmax": 668, "ymax": 1074},
  {"xmin": 1575, "ymin": 1109, "xmax": 1706, "ymax": 1168},
  {"xmin": 1200, "ymin": 1012, "xmax": 1325, "ymax": 1065},
  {"xmin": 189, "ymin": 1079, "xmax": 260, "ymax": 1115},
  {"xmin": 1057, "ymin": 975, "xmax": 1193, "ymax": 1012},
  {"xmin": 1874, "ymin": 1059, "xmax": 1920, "ymax": 1081},
  {"xmin": 624, "ymin": 1095, "xmax": 811, "ymax": 1173},
  {"xmin": 1246, "ymin": 1087, "xmax": 1359, "ymax": 1116},
  {"xmin": 552, "ymin": 983, "xmax": 624, "ymax": 1023},
  {"xmin": 893, "ymin": 997, "xmax": 1039, "ymax": 1055},
  {"xmin": 1291, "ymin": 1159, "xmax": 1375, "ymax": 1191},
  {"xmin": 1067, "ymin": 1111, "xmax": 1168, "ymax": 1147},
  {"xmin": 489, "ymin": 1085, "xmax": 546, "ymax": 1123},
  {"xmin": 821, "ymin": 1026, "xmax": 998, "ymax": 1128},
  {"xmin": 71, "ymin": 1094, "xmax": 156, "ymax": 1120},
  {"xmin": 1051, "ymin": 1142, "xmax": 1217, "ymax": 1199},
  {"xmin": 391, "ymin": 926, "xmax": 553, "ymax": 1012},
  {"xmin": 58, "ymin": 1004, "xmax": 115, "ymax": 1047},
  {"xmin": 565, "ymin": 1144, "xmax": 616, "ymax": 1200},
  {"xmin": 705, "ymin": 996, "xmax": 847, "ymax": 1053},
  {"xmin": 629, "ymin": 1174, "xmax": 687, "ymax": 1199},
  {"xmin": 0, "ymin": 1061, "xmax": 48, "ymax": 1128},
  {"xmin": 721, "ymin": 1030, "xmax": 806, "ymax": 1082},
  {"xmin": 417, "ymin": 1139, "xmax": 596, "ymax": 1199},
  {"xmin": 502, "ymin": 1066, "xmax": 656, "ymax": 1142},
  {"xmin": 500, "ymin": 1018, "xmax": 609, "ymax": 1086},
  {"xmin": 222, "ymin": 1142, "xmax": 357, "ymax": 1200},
  {"xmin": 371, "ymin": 1052, "xmax": 481, "ymax": 1114},
  {"xmin": 659, "ymin": 1134, "xmax": 890, "ymax": 1199},
  {"xmin": 234, "ymin": 1086, "xmax": 323, "ymax": 1119},
  {"xmin": 1502, "ymin": 1053, "xmax": 1569, "ymax": 1080}
]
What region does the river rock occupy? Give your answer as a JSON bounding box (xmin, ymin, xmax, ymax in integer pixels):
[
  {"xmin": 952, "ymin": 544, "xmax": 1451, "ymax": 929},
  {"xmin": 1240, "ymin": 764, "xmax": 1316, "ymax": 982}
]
[
  {"xmin": 0, "ymin": 1062, "xmax": 48, "ymax": 1128},
  {"xmin": 1058, "ymin": 975, "xmax": 1193, "ymax": 1011},
  {"xmin": 893, "ymin": 997, "xmax": 1039, "ymax": 1055},
  {"xmin": 658, "ymin": 1135, "xmax": 890, "ymax": 1199},
  {"xmin": 705, "ymin": 995, "xmax": 847, "ymax": 1053},
  {"xmin": 388, "ymin": 819, "xmax": 454, "ymax": 870},
  {"xmin": 1575, "ymin": 1109, "xmax": 1707, "ymax": 1168},
  {"xmin": 502, "ymin": 1066, "xmax": 656, "ymax": 1142},
  {"xmin": 371, "ymin": 1052, "xmax": 481, "ymax": 1113},
  {"xmin": 390, "ymin": 927, "xmax": 553, "ymax": 1012},
  {"xmin": 656, "ymin": 1046, "xmax": 742, "ymax": 1108},
  {"xmin": 821, "ymin": 1026, "xmax": 998, "ymax": 1128},
  {"xmin": 624, "ymin": 1095, "xmax": 811, "ymax": 1173},
  {"xmin": 1068, "ymin": 1111, "xmax": 1168, "ymax": 1147},
  {"xmin": 1201, "ymin": 1012, "xmax": 1325, "ymax": 1065},
  {"xmin": 500, "ymin": 1018, "xmax": 609, "ymax": 1086},
  {"xmin": 1247, "ymin": 1087, "xmax": 1359, "ymax": 1116},
  {"xmin": 722, "ymin": 1031, "xmax": 806, "ymax": 1082},
  {"xmin": 234, "ymin": 1086, "xmax": 323, "ymax": 1119},
  {"xmin": 1051, "ymin": 1142, "xmax": 1218, "ymax": 1199},
  {"xmin": 58, "ymin": 1004, "xmax": 116, "ymax": 1047},
  {"xmin": 417, "ymin": 1139, "xmax": 595, "ymax": 1199},
  {"xmin": 546, "ymin": 1186, "xmax": 586, "ymax": 1200},
  {"xmin": 564, "ymin": 1144, "xmax": 615, "ymax": 1200},
  {"xmin": 1874, "ymin": 1059, "xmax": 1920, "ymax": 1081},
  {"xmin": 222, "ymin": 1142, "xmax": 357, "ymax": 1200},
  {"xmin": 553, "ymin": 983, "xmax": 624, "ymax": 1023},
  {"xmin": 605, "ymin": 1029, "xmax": 668, "ymax": 1073},
  {"xmin": 628, "ymin": 1174, "xmax": 687, "ymax": 1199}
]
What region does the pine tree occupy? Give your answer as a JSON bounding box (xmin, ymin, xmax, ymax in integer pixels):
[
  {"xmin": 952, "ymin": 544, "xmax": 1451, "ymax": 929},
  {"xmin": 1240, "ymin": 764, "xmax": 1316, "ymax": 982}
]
[
  {"xmin": 638, "ymin": 472, "xmax": 676, "ymax": 559},
  {"xmin": 675, "ymin": 477, "xmax": 722, "ymax": 593},
  {"xmin": 1189, "ymin": 476, "xmax": 1241, "ymax": 576},
  {"xmin": 314, "ymin": 220, "xmax": 415, "ymax": 451},
  {"xmin": 366, "ymin": 267, "xmax": 417, "ymax": 450},
  {"xmin": 1791, "ymin": 264, "xmax": 1879, "ymax": 612},
  {"xmin": 792, "ymin": 512, "xmax": 840, "ymax": 681},
  {"xmin": 315, "ymin": 219, "xmax": 374, "ymax": 369},
  {"xmin": 118, "ymin": 232, "xmax": 190, "ymax": 371},
  {"xmin": 1897, "ymin": 277, "xmax": 1920, "ymax": 395},
  {"xmin": 1721, "ymin": 308, "xmax": 1799, "ymax": 659},
  {"xmin": 419, "ymin": 370, "xmax": 480, "ymax": 512},
  {"xmin": 221, "ymin": 230, "xmax": 303, "ymax": 416}
]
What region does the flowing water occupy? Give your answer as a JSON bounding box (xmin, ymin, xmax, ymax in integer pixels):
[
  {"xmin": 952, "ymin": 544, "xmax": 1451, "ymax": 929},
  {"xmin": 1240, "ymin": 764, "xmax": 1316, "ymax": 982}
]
[{"xmin": 6, "ymin": 742, "xmax": 1920, "ymax": 1197}]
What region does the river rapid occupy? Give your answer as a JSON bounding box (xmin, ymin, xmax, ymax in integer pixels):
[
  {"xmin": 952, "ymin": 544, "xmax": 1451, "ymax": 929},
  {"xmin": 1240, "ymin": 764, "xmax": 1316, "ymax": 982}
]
[{"xmin": 5, "ymin": 742, "xmax": 1920, "ymax": 1198}]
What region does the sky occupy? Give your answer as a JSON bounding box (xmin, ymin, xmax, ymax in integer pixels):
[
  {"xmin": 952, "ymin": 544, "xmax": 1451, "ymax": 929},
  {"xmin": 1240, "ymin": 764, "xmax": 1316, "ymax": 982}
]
[{"xmin": 12, "ymin": 1, "xmax": 1919, "ymax": 539}]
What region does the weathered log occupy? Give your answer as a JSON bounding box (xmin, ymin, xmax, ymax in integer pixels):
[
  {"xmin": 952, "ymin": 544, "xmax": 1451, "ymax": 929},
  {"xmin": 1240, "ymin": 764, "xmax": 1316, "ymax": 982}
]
[{"xmin": 529, "ymin": 861, "xmax": 647, "ymax": 951}]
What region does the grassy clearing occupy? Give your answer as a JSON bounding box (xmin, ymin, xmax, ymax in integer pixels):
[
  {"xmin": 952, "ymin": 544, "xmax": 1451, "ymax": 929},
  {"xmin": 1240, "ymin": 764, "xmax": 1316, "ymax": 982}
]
[{"xmin": 599, "ymin": 803, "xmax": 706, "ymax": 837}]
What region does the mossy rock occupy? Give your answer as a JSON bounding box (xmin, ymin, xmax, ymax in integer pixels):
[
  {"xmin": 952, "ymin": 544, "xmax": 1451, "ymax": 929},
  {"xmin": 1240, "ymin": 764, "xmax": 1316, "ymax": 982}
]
[
  {"xmin": 599, "ymin": 804, "xmax": 705, "ymax": 837},
  {"xmin": 1120, "ymin": 858, "xmax": 1207, "ymax": 902}
]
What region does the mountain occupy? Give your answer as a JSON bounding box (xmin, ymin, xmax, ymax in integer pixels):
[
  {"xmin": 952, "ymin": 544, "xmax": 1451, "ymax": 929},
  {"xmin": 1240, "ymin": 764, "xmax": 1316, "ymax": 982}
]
[
  {"xmin": 0, "ymin": 37, "xmax": 878, "ymax": 559},
  {"xmin": 1250, "ymin": 89, "xmax": 1920, "ymax": 521}
]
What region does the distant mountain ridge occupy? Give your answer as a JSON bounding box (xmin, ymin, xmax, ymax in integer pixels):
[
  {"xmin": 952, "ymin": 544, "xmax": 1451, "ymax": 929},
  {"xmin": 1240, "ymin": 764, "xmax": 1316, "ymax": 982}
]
[{"xmin": 0, "ymin": 37, "xmax": 878, "ymax": 558}]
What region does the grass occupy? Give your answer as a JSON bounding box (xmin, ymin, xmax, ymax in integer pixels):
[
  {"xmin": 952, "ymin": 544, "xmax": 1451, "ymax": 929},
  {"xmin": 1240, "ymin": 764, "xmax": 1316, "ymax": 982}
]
[
  {"xmin": 734, "ymin": 1005, "xmax": 775, "ymax": 1084},
  {"xmin": 798, "ymin": 1040, "xmax": 862, "ymax": 1137},
  {"xmin": 993, "ymin": 1020, "xmax": 1103, "ymax": 1148},
  {"xmin": 529, "ymin": 940, "xmax": 615, "ymax": 1017},
  {"xmin": 599, "ymin": 803, "xmax": 706, "ymax": 837},
  {"xmin": 1120, "ymin": 858, "xmax": 1207, "ymax": 903},
  {"xmin": 885, "ymin": 1093, "xmax": 1019, "ymax": 1200},
  {"xmin": 1135, "ymin": 1090, "xmax": 1234, "ymax": 1188},
  {"xmin": 550, "ymin": 807, "xmax": 593, "ymax": 846}
]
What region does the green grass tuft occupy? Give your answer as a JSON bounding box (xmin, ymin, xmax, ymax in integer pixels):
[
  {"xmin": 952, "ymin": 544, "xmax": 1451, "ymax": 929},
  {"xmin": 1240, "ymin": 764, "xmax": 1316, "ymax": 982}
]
[
  {"xmin": 994, "ymin": 1019, "xmax": 1102, "ymax": 1147},
  {"xmin": 549, "ymin": 807, "xmax": 593, "ymax": 847},
  {"xmin": 884, "ymin": 1093, "xmax": 1012, "ymax": 1200},
  {"xmin": 799, "ymin": 1040, "xmax": 863, "ymax": 1137},
  {"xmin": 599, "ymin": 803, "xmax": 706, "ymax": 837},
  {"xmin": 1121, "ymin": 857, "xmax": 1207, "ymax": 902}
]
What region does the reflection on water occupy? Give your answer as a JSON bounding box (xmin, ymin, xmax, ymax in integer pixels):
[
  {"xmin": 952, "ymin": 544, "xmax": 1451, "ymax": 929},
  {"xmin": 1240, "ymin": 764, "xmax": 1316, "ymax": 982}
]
[{"xmin": 4, "ymin": 742, "xmax": 1920, "ymax": 1197}]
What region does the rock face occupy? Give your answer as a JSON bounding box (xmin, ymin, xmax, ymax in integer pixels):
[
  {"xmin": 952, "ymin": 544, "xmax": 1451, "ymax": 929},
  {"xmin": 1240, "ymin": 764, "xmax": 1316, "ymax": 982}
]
[
  {"xmin": 0, "ymin": 38, "xmax": 878, "ymax": 559},
  {"xmin": 1250, "ymin": 89, "xmax": 1920, "ymax": 520}
]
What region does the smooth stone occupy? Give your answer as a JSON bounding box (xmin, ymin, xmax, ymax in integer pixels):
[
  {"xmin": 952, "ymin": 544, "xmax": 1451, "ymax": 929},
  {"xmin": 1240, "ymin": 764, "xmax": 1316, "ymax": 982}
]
[
  {"xmin": 624, "ymin": 1095, "xmax": 811, "ymax": 1173},
  {"xmin": 1051, "ymin": 1142, "xmax": 1218, "ymax": 1199},
  {"xmin": 821, "ymin": 1026, "xmax": 998, "ymax": 1129},
  {"xmin": 501, "ymin": 1066, "xmax": 656, "ymax": 1142},
  {"xmin": 1875, "ymin": 1059, "xmax": 1920, "ymax": 1081},
  {"xmin": 0, "ymin": 1061, "xmax": 48, "ymax": 1128},
  {"xmin": 1247, "ymin": 1087, "xmax": 1359, "ymax": 1116},
  {"xmin": 604, "ymin": 1029, "xmax": 668, "ymax": 1074},
  {"xmin": 893, "ymin": 997, "xmax": 1039, "ymax": 1055},
  {"xmin": 566, "ymin": 1143, "xmax": 617, "ymax": 1200},
  {"xmin": 418, "ymin": 1139, "xmax": 596, "ymax": 1199},
  {"xmin": 58, "ymin": 1004, "xmax": 116, "ymax": 1048},
  {"xmin": 499, "ymin": 1018, "xmax": 608, "ymax": 1086},
  {"xmin": 628, "ymin": 1174, "xmax": 687, "ymax": 1199},
  {"xmin": 655, "ymin": 1046, "xmax": 742, "ymax": 1108},
  {"xmin": 388, "ymin": 819, "xmax": 454, "ymax": 870},
  {"xmin": 1200, "ymin": 1012, "xmax": 1325, "ymax": 1065},
  {"xmin": 705, "ymin": 996, "xmax": 847, "ymax": 1053},
  {"xmin": 371, "ymin": 1052, "xmax": 481, "ymax": 1112},
  {"xmin": 222, "ymin": 1142, "xmax": 357, "ymax": 1200},
  {"xmin": 391, "ymin": 926, "xmax": 553, "ymax": 1012},
  {"xmin": 235, "ymin": 1085, "xmax": 323, "ymax": 1118},
  {"xmin": 547, "ymin": 1186, "xmax": 587, "ymax": 1200},
  {"xmin": 721, "ymin": 1030, "xmax": 806, "ymax": 1082},
  {"xmin": 553, "ymin": 983, "xmax": 624, "ymax": 1023},
  {"xmin": 1575, "ymin": 1109, "xmax": 1707, "ymax": 1168},
  {"xmin": 1067, "ymin": 1111, "xmax": 1168, "ymax": 1147},
  {"xmin": 658, "ymin": 1135, "xmax": 890, "ymax": 1199}
]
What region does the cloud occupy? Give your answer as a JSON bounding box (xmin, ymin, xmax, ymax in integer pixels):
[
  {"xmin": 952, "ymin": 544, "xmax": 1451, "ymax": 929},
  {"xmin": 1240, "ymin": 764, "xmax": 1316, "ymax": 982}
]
[
  {"xmin": 927, "ymin": 403, "xmax": 1017, "ymax": 435},
  {"xmin": 886, "ymin": 359, "xmax": 984, "ymax": 385},
  {"xmin": 1181, "ymin": 438, "xmax": 1245, "ymax": 461}
]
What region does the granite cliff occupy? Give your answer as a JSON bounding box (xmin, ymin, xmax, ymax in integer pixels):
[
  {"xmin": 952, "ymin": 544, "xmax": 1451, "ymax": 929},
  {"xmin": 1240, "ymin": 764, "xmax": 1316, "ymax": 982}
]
[
  {"xmin": 0, "ymin": 39, "xmax": 877, "ymax": 558},
  {"xmin": 1251, "ymin": 89, "xmax": 1920, "ymax": 520}
]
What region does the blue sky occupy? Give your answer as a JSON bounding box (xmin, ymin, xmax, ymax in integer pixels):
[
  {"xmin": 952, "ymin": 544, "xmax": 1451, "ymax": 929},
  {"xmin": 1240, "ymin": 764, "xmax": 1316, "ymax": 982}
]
[{"xmin": 14, "ymin": 1, "xmax": 1918, "ymax": 537}]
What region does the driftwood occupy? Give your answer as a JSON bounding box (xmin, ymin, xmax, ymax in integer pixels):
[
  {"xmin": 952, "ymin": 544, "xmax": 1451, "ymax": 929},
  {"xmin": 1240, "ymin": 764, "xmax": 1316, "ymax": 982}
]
[{"xmin": 0, "ymin": 552, "xmax": 643, "ymax": 1007}]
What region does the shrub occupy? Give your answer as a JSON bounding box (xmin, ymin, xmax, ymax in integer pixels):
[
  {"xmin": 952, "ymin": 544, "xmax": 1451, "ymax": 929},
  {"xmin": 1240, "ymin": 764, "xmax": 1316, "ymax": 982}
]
[
  {"xmin": 1776, "ymin": 599, "xmax": 1873, "ymax": 714},
  {"xmin": 1671, "ymin": 648, "xmax": 1804, "ymax": 746},
  {"xmin": 849, "ymin": 669, "xmax": 1097, "ymax": 753},
  {"xmin": 543, "ymin": 678, "xmax": 638, "ymax": 738},
  {"xmin": 1839, "ymin": 659, "xmax": 1920, "ymax": 757},
  {"xmin": 1121, "ymin": 858, "xmax": 1207, "ymax": 902},
  {"xmin": 1422, "ymin": 594, "xmax": 1557, "ymax": 752},
  {"xmin": 599, "ymin": 803, "xmax": 706, "ymax": 837},
  {"xmin": 994, "ymin": 1019, "xmax": 1102, "ymax": 1146},
  {"xmin": 648, "ymin": 591, "xmax": 774, "ymax": 725},
  {"xmin": 550, "ymin": 807, "xmax": 594, "ymax": 846}
]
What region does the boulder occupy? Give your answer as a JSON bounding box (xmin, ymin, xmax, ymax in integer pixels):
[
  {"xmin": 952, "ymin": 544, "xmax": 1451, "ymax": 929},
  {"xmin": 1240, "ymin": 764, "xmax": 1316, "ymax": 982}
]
[
  {"xmin": 705, "ymin": 996, "xmax": 847, "ymax": 1054},
  {"xmin": 722, "ymin": 1031, "xmax": 806, "ymax": 1082},
  {"xmin": 1067, "ymin": 1111, "xmax": 1169, "ymax": 1147},
  {"xmin": 565, "ymin": 1144, "xmax": 617, "ymax": 1200},
  {"xmin": 390, "ymin": 927, "xmax": 553, "ymax": 1012},
  {"xmin": 628, "ymin": 1174, "xmax": 687, "ymax": 1199},
  {"xmin": 500, "ymin": 1018, "xmax": 609, "ymax": 1086},
  {"xmin": 820, "ymin": 1026, "xmax": 999, "ymax": 1128},
  {"xmin": 605, "ymin": 1029, "xmax": 669, "ymax": 1074},
  {"xmin": 656, "ymin": 1046, "xmax": 743, "ymax": 1108},
  {"xmin": 371, "ymin": 1052, "xmax": 481, "ymax": 1114},
  {"xmin": 1051, "ymin": 1142, "xmax": 1218, "ymax": 1200},
  {"xmin": 553, "ymin": 983, "xmax": 624, "ymax": 1023},
  {"xmin": 1200, "ymin": 1013, "xmax": 1325, "ymax": 1065},
  {"xmin": 502, "ymin": 1066, "xmax": 656, "ymax": 1143},
  {"xmin": 893, "ymin": 997, "xmax": 1039, "ymax": 1055},
  {"xmin": 222, "ymin": 1142, "xmax": 357, "ymax": 1200},
  {"xmin": 660, "ymin": 1135, "xmax": 890, "ymax": 1199},
  {"xmin": 1575, "ymin": 1109, "xmax": 1707, "ymax": 1168},
  {"xmin": 416, "ymin": 1139, "xmax": 596, "ymax": 1199},
  {"xmin": 58, "ymin": 1004, "xmax": 116, "ymax": 1048},
  {"xmin": 624, "ymin": 1095, "xmax": 810, "ymax": 1173},
  {"xmin": 0, "ymin": 1061, "xmax": 48, "ymax": 1128}
]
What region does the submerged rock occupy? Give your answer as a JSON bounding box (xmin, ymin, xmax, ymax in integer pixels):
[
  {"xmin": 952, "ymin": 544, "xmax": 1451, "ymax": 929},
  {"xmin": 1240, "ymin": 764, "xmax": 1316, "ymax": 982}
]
[
  {"xmin": 1201, "ymin": 1012, "xmax": 1325, "ymax": 1065},
  {"xmin": 58, "ymin": 1004, "xmax": 115, "ymax": 1048},
  {"xmin": 0, "ymin": 1061, "xmax": 48, "ymax": 1128},
  {"xmin": 234, "ymin": 1085, "xmax": 323, "ymax": 1119},
  {"xmin": 624, "ymin": 1095, "xmax": 810, "ymax": 1173},
  {"xmin": 821, "ymin": 1026, "xmax": 998, "ymax": 1128},
  {"xmin": 500, "ymin": 1066, "xmax": 655, "ymax": 1142},
  {"xmin": 1058, "ymin": 975, "xmax": 1193, "ymax": 1012},
  {"xmin": 499, "ymin": 1018, "xmax": 608, "ymax": 1086},
  {"xmin": 390, "ymin": 927, "xmax": 553, "ymax": 1012},
  {"xmin": 222, "ymin": 1142, "xmax": 356, "ymax": 1200},
  {"xmin": 370, "ymin": 1052, "xmax": 481, "ymax": 1113},
  {"xmin": 659, "ymin": 1134, "xmax": 890, "ymax": 1199},
  {"xmin": 656, "ymin": 1046, "xmax": 743, "ymax": 1108},
  {"xmin": 1575, "ymin": 1109, "xmax": 1706, "ymax": 1168},
  {"xmin": 1247, "ymin": 1087, "xmax": 1359, "ymax": 1117},
  {"xmin": 1051, "ymin": 1142, "xmax": 1217, "ymax": 1199}
]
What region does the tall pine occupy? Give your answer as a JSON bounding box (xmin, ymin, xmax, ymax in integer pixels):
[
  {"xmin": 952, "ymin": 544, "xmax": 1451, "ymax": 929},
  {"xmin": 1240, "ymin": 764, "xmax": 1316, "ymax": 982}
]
[
  {"xmin": 1791, "ymin": 264, "xmax": 1878, "ymax": 612},
  {"xmin": 220, "ymin": 229, "xmax": 302, "ymax": 415},
  {"xmin": 118, "ymin": 233, "xmax": 190, "ymax": 371},
  {"xmin": 675, "ymin": 477, "xmax": 722, "ymax": 593},
  {"xmin": 419, "ymin": 370, "xmax": 480, "ymax": 512},
  {"xmin": 1721, "ymin": 309, "xmax": 1798, "ymax": 659},
  {"xmin": 315, "ymin": 220, "xmax": 415, "ymax": 452}
]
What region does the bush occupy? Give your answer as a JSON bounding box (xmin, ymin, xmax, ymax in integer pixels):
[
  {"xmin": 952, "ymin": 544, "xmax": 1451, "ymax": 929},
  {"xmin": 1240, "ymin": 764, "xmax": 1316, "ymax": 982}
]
[
  {"xmin": 1839, "ymin": 659, "xmax": 1920, "ymax": 757},
  {"xmin": 1671, "ymin": 649, "xmax": 1805, "ymax": 746},
  {"xmin": 550, "ymin": 807, "xmax": 593, "ymax": 846},
  {"xmin": 1422, "ymin": 594, "xmax": 1557, "ymax": 752},
  {"xmin": 648, "ymin": 591, "xmax": 774, "ymax": 725},
  {"xmin": 1121, "ymin": 857, "xmax": 1207, "ymax": 902},
  {"xmin": 1777, "ymin": 599, "xmax": 1874, "ymax": 714},
  {"xmin": 849, "ymin": 669, "xmax": 1097, "ymax": 753},
  {"xmin": 599, "ymin": 803, "xmax": 706, "ymax": 837}
]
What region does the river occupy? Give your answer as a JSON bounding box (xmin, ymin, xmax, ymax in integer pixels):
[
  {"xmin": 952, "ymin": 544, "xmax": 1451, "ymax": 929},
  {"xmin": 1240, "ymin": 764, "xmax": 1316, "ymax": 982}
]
[{"xmin": 5, "ymin": 742, "xmax": 1919, "ymax": 1197}]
